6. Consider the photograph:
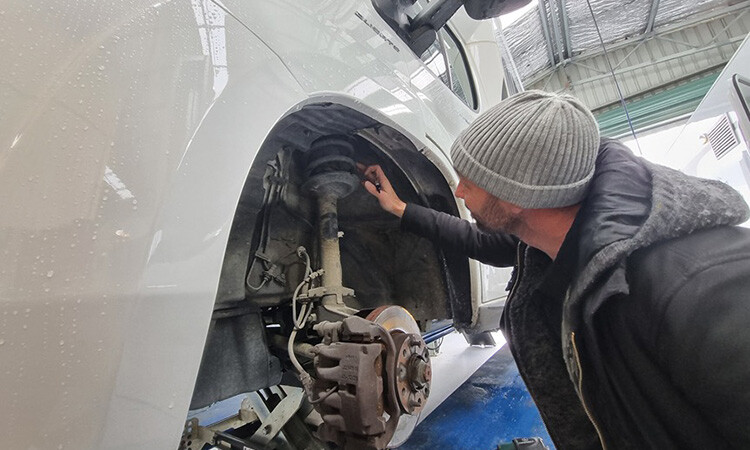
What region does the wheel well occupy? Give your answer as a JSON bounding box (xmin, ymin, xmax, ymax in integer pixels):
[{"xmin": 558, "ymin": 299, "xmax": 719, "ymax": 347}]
[{"xmin": 189, "ymin": 102, "xmax": 471, "ymax": 409}]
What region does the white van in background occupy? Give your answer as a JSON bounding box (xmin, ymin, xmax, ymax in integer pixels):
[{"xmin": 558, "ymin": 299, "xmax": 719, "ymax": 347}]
[{"xmin": 666, "ymin": 34, "xmax": 750, "ymax": 221}]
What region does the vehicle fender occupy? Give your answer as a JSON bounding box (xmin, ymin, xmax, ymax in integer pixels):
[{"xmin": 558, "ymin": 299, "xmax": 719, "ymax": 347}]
[
  {"xmin": 97, "ymin": 20, "xmax": 311, "ymax": 450},
  {"xmin": 0, "ymin": 1, "xmax": 307, "ymax": 448}
]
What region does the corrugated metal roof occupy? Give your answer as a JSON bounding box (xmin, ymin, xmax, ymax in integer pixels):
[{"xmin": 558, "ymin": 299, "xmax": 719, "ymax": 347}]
[{"xmin": 501, "ymin": 0, "xmax": 737, "ymax": 82}]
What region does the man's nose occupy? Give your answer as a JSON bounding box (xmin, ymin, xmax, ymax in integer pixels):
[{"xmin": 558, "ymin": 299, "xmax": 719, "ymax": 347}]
[{"xmin": 455, "ymin": 181, "xmax": 466, "ymax": 199}]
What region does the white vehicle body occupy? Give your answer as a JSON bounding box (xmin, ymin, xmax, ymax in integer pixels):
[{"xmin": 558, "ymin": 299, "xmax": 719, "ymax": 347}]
[
  {"xmin": 666, "ymin": 33, "xmax": 750, "ymax": 220},
  {"xmin": 0, "ymin": 0, "xmax": 511, "ymax": 448}
]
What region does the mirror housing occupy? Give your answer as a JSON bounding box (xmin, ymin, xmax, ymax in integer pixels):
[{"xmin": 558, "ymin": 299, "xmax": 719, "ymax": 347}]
[
  {"xmin": 373, "ymin": 0, "xmax": 532, "ymax": 55},
  {"xmin": 464, "ymin": 0, "xmax": 532, "ymax": 20}
]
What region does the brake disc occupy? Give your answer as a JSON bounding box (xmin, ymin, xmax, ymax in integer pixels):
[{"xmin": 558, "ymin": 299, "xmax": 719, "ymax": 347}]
[
  {"xmin": 366, "ymin": 306, "xmax": 431, "ymax": 448},
  {"xmin": 365, "ymin": 305, "xmax": 421, "ymax": 335}
]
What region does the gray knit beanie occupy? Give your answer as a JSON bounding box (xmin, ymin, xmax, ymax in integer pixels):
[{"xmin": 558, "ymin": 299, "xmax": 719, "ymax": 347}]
[{"xmin": 451, "ymin": 90, "xmax": 600, "ymax": 209}]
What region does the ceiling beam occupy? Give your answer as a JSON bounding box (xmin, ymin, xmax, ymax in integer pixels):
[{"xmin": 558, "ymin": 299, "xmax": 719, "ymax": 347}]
[
  {"xmin": 523, "ymin": 2, "xmax": 748, "ymax": 87},
  {"xmin": 557, "ymin": 0, "xmax": 573, "ymax": 59},
  {"xmin": 646, "ymin": 0, "xmax": 661, "ymax": 34},
  {"xmin": 537, "ymin": 0, "xmax": 557, "ymax": 66},
  {"xmin": 547, "ymin": 0, "xmax": 566, "ymax": 63},
  {"xmin": 566, "ymin": 36, "xmax": 743, "ymax": 88}
]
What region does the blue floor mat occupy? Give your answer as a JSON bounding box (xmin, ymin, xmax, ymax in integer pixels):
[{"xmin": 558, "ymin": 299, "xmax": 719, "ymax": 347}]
[{"xmin": 401, "ymin": 345, "xmax": 555, "ymax": 450}]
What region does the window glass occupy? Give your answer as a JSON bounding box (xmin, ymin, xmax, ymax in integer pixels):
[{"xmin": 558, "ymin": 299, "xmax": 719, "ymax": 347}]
[
  {"xmin": 420, "ymin": 39, "xmax": 450, "ymax": 87},
  {"xmin": 440, "ymin": 28, "xmax": 475, "ymax": 109},
  {"xmin": 419, "ymin": 28, "xmax": 476, "ymax": 109}
]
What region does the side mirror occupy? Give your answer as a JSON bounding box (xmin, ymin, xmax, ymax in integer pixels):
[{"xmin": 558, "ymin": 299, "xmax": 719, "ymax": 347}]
[
  {"xmin": 464, "ymin": 0, "xmax": 532, "ymax": 20},
  {"xmin": 373, "ymin": 0, "xmax": 532, "ymax": 55}
]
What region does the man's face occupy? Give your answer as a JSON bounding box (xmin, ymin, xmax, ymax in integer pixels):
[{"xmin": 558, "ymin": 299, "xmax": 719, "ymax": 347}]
[{"xmin": 455, "ymin": 176, "xmax": 523, "ymax": 234}]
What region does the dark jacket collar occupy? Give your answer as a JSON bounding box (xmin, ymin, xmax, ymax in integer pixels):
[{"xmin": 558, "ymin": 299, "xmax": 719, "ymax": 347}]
[{"xmin": 538, "ymin": 139, "xmax": 651, "ymax": 301}]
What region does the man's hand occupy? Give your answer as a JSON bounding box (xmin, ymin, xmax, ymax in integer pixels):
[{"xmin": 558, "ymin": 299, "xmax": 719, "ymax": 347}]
[{"xmin": 357, "ymin": 164, "xmax": 407, "ymax": 218}]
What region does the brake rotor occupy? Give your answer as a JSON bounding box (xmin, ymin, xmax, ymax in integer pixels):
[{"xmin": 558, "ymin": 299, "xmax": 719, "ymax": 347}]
[
  {"xmin": 366, "ymin": 306, "xmax": 431, "ymax": 448},
  {"xmin": 365, "ymin": 305, "xmax": 421, "ymax": 335}
]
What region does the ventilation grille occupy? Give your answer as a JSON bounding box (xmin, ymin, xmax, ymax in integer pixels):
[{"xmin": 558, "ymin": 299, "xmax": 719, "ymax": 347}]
[{"xmin": 707, "ymin": 114, "xmax": 739, "ymax": 160}]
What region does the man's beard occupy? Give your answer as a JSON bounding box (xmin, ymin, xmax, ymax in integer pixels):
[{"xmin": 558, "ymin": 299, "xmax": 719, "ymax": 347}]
[{"xmin": 472, "ymin": 197, "xmax": 522, "ymax": 235}]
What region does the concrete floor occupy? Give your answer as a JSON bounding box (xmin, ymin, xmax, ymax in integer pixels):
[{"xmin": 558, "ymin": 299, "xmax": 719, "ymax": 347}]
[{"xmin": 401, "ymin": 344, "xmax": 554, "ymax": 450}]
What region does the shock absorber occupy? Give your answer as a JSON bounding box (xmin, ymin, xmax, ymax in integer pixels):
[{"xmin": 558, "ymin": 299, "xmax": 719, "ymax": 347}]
[
  {"xmin": 301, "ymin": 136, "xmax": 362, "ymax": 319},
  {"xmin": 299, "ymin": 136, "xmax": 432, "ymax": 450}
]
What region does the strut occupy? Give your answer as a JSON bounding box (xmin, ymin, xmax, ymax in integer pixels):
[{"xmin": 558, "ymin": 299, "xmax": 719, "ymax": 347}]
[{"xmin": 301, "ymin": 136, "xmax": 362, "ymax": 319}]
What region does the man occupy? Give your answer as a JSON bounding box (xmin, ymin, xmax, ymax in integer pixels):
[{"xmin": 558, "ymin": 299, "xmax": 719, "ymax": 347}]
[{"xmin": 360, "ymin": 90, "xmax": 750, "ymax": 449}]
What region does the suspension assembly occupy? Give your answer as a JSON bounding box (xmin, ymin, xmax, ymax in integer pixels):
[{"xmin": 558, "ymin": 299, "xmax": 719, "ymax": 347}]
[
  {"xmin": 301, "ymin": 136, "xmax": 361, "ymax": 319},
  {"xmin": 287, "ymin": 136, "xmax": 431, "ymax": 449}
]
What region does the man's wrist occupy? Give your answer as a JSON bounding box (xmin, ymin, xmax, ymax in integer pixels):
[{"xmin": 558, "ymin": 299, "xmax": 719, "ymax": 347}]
[{"xmin": 391, "ymin": 201, "xmax": 406, "ymax": 218}]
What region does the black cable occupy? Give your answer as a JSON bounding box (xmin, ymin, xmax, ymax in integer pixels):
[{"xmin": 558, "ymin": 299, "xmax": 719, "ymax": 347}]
[{"xmin": 584, "ymin": 0, "xmax": 643, "ymax": 155}]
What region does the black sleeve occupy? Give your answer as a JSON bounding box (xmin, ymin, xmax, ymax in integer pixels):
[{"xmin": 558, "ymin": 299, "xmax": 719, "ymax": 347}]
[
  {"xmin": 658, "ymin": 255, "xmax": 750, "ymax": 447},
  {"xmin": 624, "ymin": 227, "xmax": 750, "ymax": 446},
  {"xmin": 400, "ymin": 203, "xmax": 518, "ymax": 267},
  {"xmin": 598, "ymin": 229, "xmax": 750, "ymax": 448}
]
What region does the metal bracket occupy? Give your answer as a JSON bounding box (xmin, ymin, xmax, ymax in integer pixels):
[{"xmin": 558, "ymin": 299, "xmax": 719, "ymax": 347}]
[
  {"xmin": 303, "ymin": 286, "xmax": 355, "ymax": 301},
  {"xmin": 298, "ymin": 287, "xmax": 359, "ymax": 319},
  {"xmin": 262, "ymin": 263, "xmax": 287, "ymax": 286},
  {"xmin": 249, "ymin": 388, "xmax": 305, "ymax": 446},
  {"xmin": 179, "ymin": 397, "xmax": 260, "ymax": 450}
]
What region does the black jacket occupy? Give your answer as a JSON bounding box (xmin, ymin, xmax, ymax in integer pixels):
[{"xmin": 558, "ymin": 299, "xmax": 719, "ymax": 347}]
[{"xmin": 401, "ymin": 139, "xmax": 750, "ymax": 449}]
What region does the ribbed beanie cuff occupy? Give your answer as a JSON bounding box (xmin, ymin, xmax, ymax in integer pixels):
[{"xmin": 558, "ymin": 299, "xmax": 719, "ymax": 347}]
[{"xmin": 451, "ymin": 90, "xmax": 600, "ymax": 209}]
